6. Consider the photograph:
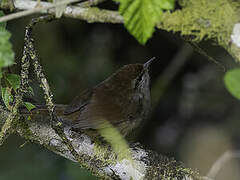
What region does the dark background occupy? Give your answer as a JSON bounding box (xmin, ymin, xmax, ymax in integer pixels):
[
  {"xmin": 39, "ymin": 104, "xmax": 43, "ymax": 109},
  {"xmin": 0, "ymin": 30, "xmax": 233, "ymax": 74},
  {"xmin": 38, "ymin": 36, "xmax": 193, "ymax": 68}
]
[{"xmin": 1, "ymin": 7, "xmax": 240, "ymax": 180}]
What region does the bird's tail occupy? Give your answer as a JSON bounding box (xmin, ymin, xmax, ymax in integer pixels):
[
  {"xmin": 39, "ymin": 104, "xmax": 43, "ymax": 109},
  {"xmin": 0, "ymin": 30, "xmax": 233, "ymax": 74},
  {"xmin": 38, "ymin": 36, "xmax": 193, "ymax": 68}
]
[{"xmin": 20, "ymin": 104, "xmax": 67, "ymax": 118}]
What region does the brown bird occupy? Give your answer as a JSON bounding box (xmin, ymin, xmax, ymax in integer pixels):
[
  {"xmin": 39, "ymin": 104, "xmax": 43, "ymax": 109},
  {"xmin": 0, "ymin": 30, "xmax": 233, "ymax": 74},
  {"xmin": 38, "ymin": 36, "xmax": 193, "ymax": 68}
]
[{"xmin": 61, "ymin": 58, "xmax": 155, "ymax": 137}]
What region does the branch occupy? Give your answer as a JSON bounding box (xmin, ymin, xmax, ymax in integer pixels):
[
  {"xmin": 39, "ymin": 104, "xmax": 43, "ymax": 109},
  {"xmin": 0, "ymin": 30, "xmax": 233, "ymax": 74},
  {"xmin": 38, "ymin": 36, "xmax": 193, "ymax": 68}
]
[
  {"xmin": 77, "ymin": 0, "xmax": 106, "ymax": 8},
  {"xmin": 0, "ymin": 0, "xmax": 123, "ymax": 23},
  {"xmin": 207, "ymin": 150, "xmax": 240, "ymax": 179},
  {"xmin": 0, "ymin": 0, "xmax": 82, "ymax": 23},
  {"xmin": 157, "ymin": 0, "xmax": 240, "ymax": 62},
  {"xmin": 0, "ymin": 18, "xmax": 31, "ymax": 145},
  {"xmin": 1, "ymin": 0, "xmax": 240, "ymax": 62},
  {"xmin": 0, "ymin": 105, "xmax": 200, "ymax": 180},
  {"xmin": 23, "ymin": 15, "xmax": 115, "ymax": 178}
]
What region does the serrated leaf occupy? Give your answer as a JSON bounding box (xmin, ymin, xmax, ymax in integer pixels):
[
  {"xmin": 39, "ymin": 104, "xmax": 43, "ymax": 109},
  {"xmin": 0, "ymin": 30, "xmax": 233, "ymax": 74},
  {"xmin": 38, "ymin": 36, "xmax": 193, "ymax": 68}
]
[
  {"xmin": 53, "ymin": 0, "xmax": 66, "ymax": 18},
  {"xmin": 5, "ymin": 73, "xmax": 20, "ymax": 92},
  {"xmin": 24, "ymin": 102, "xmax": 36, "ymax": 111},
  {"xmin": 224, "ymin": 68, "xmax": 240, "ymax": 100},
  {"xmin": 1, "ymin": 87, "xmax": 13, "ymax": 109},
  {"xmin": 159, "ymin": 0, "xmax": 175, "ymax": 9},
  {"xmin": 116, "ymin": 0, "xmax": 175, "ymax": 44}
]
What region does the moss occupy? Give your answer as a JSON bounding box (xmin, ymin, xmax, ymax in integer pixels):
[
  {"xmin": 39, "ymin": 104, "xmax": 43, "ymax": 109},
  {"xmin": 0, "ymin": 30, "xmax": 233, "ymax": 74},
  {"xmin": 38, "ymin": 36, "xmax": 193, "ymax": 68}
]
[
  {"xmin": 160, "ymin": 0, "xmax": 240, "ymax": 47},
  {"xmin": 0, "ymin": 0, "xmax": 14, "ymax": 12},
  {"xmin": 145, "ymin": 150, "xmax": 200, "ymax": 180},
  {"xmin": 69, "ymin": 7, "xmax": 123, "ymax": 24},
  {"xmin": 17, "ymin": 116, "xmax": 34, "ymax": 139},
  {"xmin": 93, "ymin": 137, "xmax": 117, "ymax": 165}
]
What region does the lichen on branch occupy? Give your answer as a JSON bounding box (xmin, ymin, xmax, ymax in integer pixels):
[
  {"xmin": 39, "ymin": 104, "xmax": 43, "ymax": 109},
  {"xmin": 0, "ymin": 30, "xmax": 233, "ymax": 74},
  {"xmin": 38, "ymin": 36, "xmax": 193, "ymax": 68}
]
[{"xmin": 159, "ymin": 0, "xmax": 239, "ymax": 47}]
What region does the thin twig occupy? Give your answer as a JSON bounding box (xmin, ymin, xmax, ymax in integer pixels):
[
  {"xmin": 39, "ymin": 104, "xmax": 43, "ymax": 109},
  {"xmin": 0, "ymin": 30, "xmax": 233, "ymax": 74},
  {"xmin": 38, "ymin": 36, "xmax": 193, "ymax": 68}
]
[
  {"xmin": 0, "ymin": 25, "xmax": 31, "ymax": 145},
  {"xmin": 207, "ymin": 150, "xmax": 240, "ymax": 179},
  {"xmin": 23, "ymin": 15, "xmax": 112, "ymax": 179},
  {"xmin": 0, "ymin": 0, "xmax": 123, "ymax": 24},
  {"xmin": 151, "ymin": 43, "xmax": 194, "ymax": 107},
  {"xmin": 0, "ymin": 0, "xmax": 82, "ymax": 23},
  {"xmin": 77, "ymin": 0, "xmax": 106, "ymax": 8},
  {"xmin": 187, "ymin": 40, "xmax": 226, "ymax": 72}
]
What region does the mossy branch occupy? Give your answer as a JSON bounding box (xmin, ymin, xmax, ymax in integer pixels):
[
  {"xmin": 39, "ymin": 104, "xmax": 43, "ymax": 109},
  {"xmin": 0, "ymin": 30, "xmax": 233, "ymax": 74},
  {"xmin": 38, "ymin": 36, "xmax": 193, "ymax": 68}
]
[
  {"xmin": 0, "ymin": 0, "xmax": 238, "ymax": 178},
  {"xmin": 0, "ymin": 22, "xmax": 31, "ymax": 145},
  {"xmin": 0, "ymin": 0, "xmax": 14, "ymax": 11},
  {"xmin": 0, "ymin": 16, "xmax": 201, "ymax": 179},
  {"xmin": 23, "ymin": 15, "xmax": 113, "ymax": 179},
  {"xmin": 1, "ymin": 0, "xmax": 240, "ymax": 61},
  {"xmin": 0, "ymin": 104, "xmax": 201, "ymax": 180},
  {"xmin": 0, "ymin": 0, "xmax": 123, "ymax": 23}
]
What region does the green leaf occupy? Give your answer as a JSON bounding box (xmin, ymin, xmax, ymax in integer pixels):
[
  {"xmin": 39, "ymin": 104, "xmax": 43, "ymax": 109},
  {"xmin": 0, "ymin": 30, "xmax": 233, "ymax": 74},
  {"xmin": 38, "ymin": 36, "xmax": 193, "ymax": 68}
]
[
  {"xmin": 159, "ymin": 0, "xmax": 175, "ymax": 9},
  {"xmin": 23, "ymin": 102, "xmax": 36, "ymax": 111},
  {"xmin": 224, "ymin": 68, "xmax": 240, "ymax": 100},
  {"xmin": 5, "ymin": 74, "xmax": 20, "ymax": 92},
  {"xmin": 0, "ymin": 11, "xmax": 14, "ymax": 68},
  {"xmin": 0, "ymin": 11, "xmax": 6, "ymax": 29},
  {"xmin": 1, "ymin": 87, "xmax": 13, "ymax": 109},
  {"xmin": 116, "ymin": 0, "xmax": 175, "ymax": 44},
  {"xmin": 28, "ymin": 86, "xmax": 34, "ymax": 96},
  {"xmin": 0, "ymin": 30, "xmax": 14, "ymax": 68}
]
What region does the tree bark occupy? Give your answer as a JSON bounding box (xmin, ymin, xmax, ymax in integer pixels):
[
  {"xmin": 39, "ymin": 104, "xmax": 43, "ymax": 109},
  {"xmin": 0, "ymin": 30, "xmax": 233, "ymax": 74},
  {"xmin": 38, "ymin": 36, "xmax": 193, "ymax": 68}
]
[
  {"xmin": 0, "ymin": 104, "xmax": 200, "ymax": 180},
  {"xmin": 1, "ymin": 0, "xmax": 240, "ymax": 62},
  {"xmin": 0, "ymin": 0, "xmax": 236, "ymax": 179}
]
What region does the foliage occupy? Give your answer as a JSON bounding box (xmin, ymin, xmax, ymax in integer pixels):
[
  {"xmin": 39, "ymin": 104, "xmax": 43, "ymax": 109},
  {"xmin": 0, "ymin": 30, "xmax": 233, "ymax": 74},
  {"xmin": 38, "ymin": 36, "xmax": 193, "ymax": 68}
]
[
  {"xmin": 159, "ymin": 0, "xmax": 238, "ymax": 46},
  {"xmin": 224, "ymin": 68, "xmax": 240, "ymax": 100},
  {"xmin": 23, "ymin": 102, "xmax": 36, "ymax": 111},
  {"xmin": 115, "ymin": 0, "xmax": 175, "ymax": 44},
  {"xmin": 1, "ymin": 73, "xmax": 35, "ymax": 111},
  {"xmin": 0, "ymin": 11, "xmax": 14, "ymax": 69},
  {"xmin": 1, "ymin": 86, "xmax": 13, "ymax": 109},
  {"xmin": 5, "ymin": 73, "xmax": 20, "ymax": 92},
  {"xmin": 0, "ymin": 11, "xmax": 35, "ymax": 111}
]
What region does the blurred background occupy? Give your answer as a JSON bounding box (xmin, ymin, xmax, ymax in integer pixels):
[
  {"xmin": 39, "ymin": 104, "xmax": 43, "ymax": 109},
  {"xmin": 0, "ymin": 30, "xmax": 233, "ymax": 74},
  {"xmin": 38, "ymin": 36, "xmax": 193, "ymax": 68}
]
[{"xmin": 1, "ymin": 2, "xmax": 240, "ymax": 179}]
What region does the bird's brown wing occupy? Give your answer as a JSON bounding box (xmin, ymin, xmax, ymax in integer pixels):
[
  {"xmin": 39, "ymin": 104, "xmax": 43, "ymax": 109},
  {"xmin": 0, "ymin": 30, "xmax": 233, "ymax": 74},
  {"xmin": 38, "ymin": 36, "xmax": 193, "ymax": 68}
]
[
  {"xmin": 62, "ymin": 89, "xmax": 97, "ymax": 129},
  {"xmin": 64, "ymin": 89, "xmax": 93, "ymax": 115},
  {"xmin": 63, "ymin": 86, "xmax": 126, "ymax": 130}
]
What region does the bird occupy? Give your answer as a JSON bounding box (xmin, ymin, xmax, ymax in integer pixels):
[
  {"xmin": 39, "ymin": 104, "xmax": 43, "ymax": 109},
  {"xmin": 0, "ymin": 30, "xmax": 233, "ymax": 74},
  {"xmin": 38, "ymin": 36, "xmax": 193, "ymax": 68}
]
[{"xmin": 61, "ymin": 58, "xmax": 155, "ymax": 137}]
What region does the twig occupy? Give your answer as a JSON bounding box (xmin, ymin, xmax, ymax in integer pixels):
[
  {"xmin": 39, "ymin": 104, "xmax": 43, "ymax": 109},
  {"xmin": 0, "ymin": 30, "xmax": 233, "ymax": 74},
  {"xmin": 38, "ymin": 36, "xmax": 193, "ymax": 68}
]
[
  {"xmin": 0, "ymin": 0, "xmax": 123, "ymax": 23},
  {"xmin": 0, "ymin": 97, "xmax": 20, "ymax": 145},
  {"xmin": 151, "ymin": 43, "xmax": 194, "ymax": 107},
  {"xmin": 184, "ymin": 39, "xmax": 226, "ymax": 72},
  {"xmin": 0, "ymin": 104, "xmax": 200, "ymax": 179},
  {"xmin": 0, "ymin": 23, "xmax": 31, "ymax": 145},
  {"xmin": 23, "ymin": 15, "xmax": 112, "ymax": 179},
  {"xmin": 0, "ymin": 0, "xmax": 82, "ymax": 23},
  {"xmin": 207, "ymin": 150, "xmax": 240, "ymax": 179},
  {"xmin": 77, "ymin": 0, "xmax": 106, "ymax": 7}
]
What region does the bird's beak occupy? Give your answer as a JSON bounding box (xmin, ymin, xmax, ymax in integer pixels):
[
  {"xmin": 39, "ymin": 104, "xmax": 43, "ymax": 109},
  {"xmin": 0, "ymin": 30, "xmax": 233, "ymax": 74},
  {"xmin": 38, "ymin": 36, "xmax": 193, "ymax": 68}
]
[{"xmin": 144, "ymin": 57, "xmax": 156, "ymax": 69}]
